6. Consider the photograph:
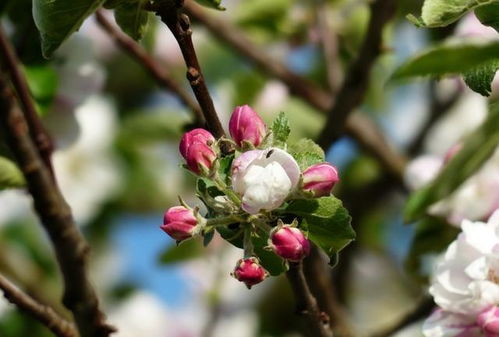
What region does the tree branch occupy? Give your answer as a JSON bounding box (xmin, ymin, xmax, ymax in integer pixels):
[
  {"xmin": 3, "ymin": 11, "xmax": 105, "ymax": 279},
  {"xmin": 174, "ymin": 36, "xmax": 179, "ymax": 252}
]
[
  {"xmin": 153, "ymin": 0, "xmax": 225, "ymax": 139},
  {"xmin": 286, "ymin": 261, "xmax": 334, "ymax": 337},
  {"xmin": 0, "ymin": 75, "xmax": 115, "ymax": 337},
  {"xmin": 184, "ymin": 0, "xmax": 406, "ymax": 179},
  {"xmin": 0, "ymin": 273, "xmax": 78, "ymax": 337},
  {"xmin": 317, "ymin": 0, "xmax": 396, "ymax": 148},
  {"xmin": 94, "ymin": 10, "xmax": 205, "ymax": 126},
  {"xmin": 0, "ymin": 26, "xmax": 55, "ymax": 177}
]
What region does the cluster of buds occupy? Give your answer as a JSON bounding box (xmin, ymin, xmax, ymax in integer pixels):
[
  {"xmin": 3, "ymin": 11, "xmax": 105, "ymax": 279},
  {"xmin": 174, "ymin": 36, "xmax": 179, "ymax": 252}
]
[{"xmin": 161, "ymin": 105, "xmax": 340, "ymax": 288}]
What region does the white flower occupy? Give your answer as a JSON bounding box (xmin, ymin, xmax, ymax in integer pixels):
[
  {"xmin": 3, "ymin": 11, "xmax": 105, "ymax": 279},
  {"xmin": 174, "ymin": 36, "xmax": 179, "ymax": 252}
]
[
  {"xmin": 429, "ymin": 211, "xmax": 499, "ymax": 316},
  {"xmin": 231, "ymin": 148, "xmax": 300, "ymax": 214},
  {"xmin": 52, "ymin": 96, "xmax": 122, "ymax": 225}
]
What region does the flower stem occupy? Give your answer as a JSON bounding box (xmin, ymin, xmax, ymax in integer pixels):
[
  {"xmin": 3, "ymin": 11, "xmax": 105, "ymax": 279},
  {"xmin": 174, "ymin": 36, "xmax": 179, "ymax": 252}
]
[
  {"xmin": 243, "ymin": 225, "xmax": 254, "ymax": 258},
  {"xmin": 206, "ymin": 215, "xmax": 243, "ymax": 229}
]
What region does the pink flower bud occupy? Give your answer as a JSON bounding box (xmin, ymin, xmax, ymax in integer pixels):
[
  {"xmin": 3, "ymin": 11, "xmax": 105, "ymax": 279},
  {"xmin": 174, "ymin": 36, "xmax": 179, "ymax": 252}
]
[
  {"xmin": 478, "ymin": 306, "xmax": 499, "ymax": 336},
  {"xmin": 302, "ymin": 163, "xmax": 339, "ymax": 197},
  {"xmin": 161, "ymin": 206, "xmax": 198, "ymax": 241},
  {"xmin": 179, "ymin": 128, "xmax": 216, "ymax": 175},
  {"xmin": 269, "ymin": 225, "xmax": 310, "ymax": 261},
  {"xmin": 231, "ymin": 257, "xmax": 268, "ymax": 289},
  {"xmin": 229, "ymin": 105, "xmax": 267, "ymax": 147}
]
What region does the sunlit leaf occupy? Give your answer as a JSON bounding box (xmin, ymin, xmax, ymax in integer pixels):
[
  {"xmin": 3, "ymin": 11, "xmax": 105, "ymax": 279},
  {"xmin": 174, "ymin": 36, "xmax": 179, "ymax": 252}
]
[
  {"xmin": 284, "ymin": 196, "xmax": 354, "ymax": 265},
  {"xmin": 391, "ymin": 41, "xmax": 499, "ymax": 80},
  {"xmin": 33, "ymin": 0, "xmax": 105, "ymax": 57}
]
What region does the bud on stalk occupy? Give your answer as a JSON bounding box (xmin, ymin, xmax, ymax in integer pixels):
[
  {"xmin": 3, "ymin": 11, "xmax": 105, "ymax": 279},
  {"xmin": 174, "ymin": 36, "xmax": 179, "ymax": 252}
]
[
  {"xmin": 302, "ymin": 163, "xmax": 339, "ymax": 197},
  {"xmin": 269, "ymin": 225, "xmax": 310, "ymax": 262},
  {"xmin": 179, "ymin": 128, "xmax": 216, "ymax": 175},
  {"xmin": 231, "ymin": 257, "xmax": 268, "ymax": 289},
  {"xmin": 229, "ymin": 105, "xmax": 267, "ymax": 148},
  {"xmin": 161, "ymin": 206, "xmax": 199, "ymax": 242}
]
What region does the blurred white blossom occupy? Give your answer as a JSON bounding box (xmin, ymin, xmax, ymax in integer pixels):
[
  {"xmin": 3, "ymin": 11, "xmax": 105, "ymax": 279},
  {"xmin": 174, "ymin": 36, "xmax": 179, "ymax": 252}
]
[
  {"xmin": 405, "ymin": 87, "xmax": 498, "ymax": 225},
  {"xmin": 423, "ymin": 211, "xmax": 499, "ymax": 337},
  {"xmin": 52, "ymin": 96, "xmax": 122, "ymax": 225}
]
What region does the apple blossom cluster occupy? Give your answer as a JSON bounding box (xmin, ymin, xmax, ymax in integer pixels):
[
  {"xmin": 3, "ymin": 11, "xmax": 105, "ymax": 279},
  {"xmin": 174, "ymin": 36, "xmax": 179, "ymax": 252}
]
[
  {"xmin": 160, "ymin": 105, "xmax": 346, "ymax": 288},
  {"xmin": 423, "ymin": 210, "xmax": 499, "ymax": 337}
]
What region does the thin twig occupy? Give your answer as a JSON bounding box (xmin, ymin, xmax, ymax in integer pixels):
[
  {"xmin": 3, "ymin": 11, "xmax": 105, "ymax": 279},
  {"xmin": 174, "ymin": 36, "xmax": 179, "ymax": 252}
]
[
  {"xmin": 154, "ymin": 0, "xmax": 225, "ymax": 139},
  {"xmin": 94, "ymin": 10, "xmax": 205, "ymax": 126},
  {"xmin": 0, "ymin": 75, "xmax": 115, "ymax": 337},
  {"xmin": 184, "ymin": 0, "xmax": 406, "ymax": 179},
  {"xmin": 370, "ymin": 297, "xmax": 434, "ymax": 337},
  {"xmin": 0, "ymin": 273, "xmax": 79, "ymax": 337},
  {"xmin": 0, "ymin": 26, "xmax": 55, "ymax": 177},
  {"xmin": 317, "ymin": 0, "xmax": 396, "ymax": 148},
  {"xmin": 286, "ymin": 262, "xmax": 334, "ymax": 337},
  {"xmin": 313, "ymin": 0, "xmax": 342, "ymax": 93}
]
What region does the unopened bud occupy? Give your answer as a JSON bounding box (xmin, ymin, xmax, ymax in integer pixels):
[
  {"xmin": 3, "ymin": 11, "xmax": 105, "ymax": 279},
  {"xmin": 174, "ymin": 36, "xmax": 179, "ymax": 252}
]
[
  {"xmin": 161, "ymin": 206, "xmax": 198, "ymax": 242},
  {"xmin": 179, "ymin": 128, "xmax": 216, "ymax": 175},
  {"xmin": 302, "ymin": 163, "xmax": 339, "ymax": 197},
  {"xmin": 269, "ymin": 225, "xmax": 310, "ymax": 262},
  {"xmin": 231, "ymin": 257, "xmax": 268, "ymax": 289},
  {"xmin": 229, "ymin": 105, "xmax": 266, "ymax": 148}
]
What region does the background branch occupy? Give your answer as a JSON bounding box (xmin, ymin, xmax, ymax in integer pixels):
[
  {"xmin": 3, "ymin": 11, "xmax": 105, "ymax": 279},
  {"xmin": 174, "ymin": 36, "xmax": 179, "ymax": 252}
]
[
  {"xmin": 286, "ymin": 262, "xmax": 334, "ymax": 337},
  {"xmin": 0, "ymin": 75, "xmax": 115, "ymax": 337},
  {"xmin": 0, "ymin": 273, "xmax": 78, "ymax": 337},
  {"xmin": 0, "ymin": 26, "xmax": 55, "ymax": 177},
  {"xmin": 94, "ymin": 10, "xmax": 205, "ymax": 126}
]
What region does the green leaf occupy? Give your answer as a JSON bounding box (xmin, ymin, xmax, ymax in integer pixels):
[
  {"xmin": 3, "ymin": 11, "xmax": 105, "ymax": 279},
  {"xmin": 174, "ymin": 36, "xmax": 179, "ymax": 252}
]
[
  {"xmin": 33, "ymin": 0, "xmax": 105, "ymax": 57},
  {"xmin": 24, "ymin": 65, "xmax": 58, "ymax": 115},
  {"xmin": 0, "ymin": 157, "xmax": 25, "ymax": 190},
  {"xmin": 284, "ymin": 196, "xmax": 354, "ymax": 263},
  {"xmin": 391, "ymin": 41, "xmax": 499, "ymax": 80},
  {"xmin": 159, "ymin": 239, "xmax": 204, "ymax": 264},
  {"xmin": 194, "ymin": 0, "xmax": 225, "ymax": 10},
  {"xmin": 417, "ymin": 0, "xmax": 499, "ymax": 27},
  {"xmin": 405, "ymin": 216, "xmax": 459, "ymax": 281},
  {"xmin": 217, "ymin": 155, "xmax": 234, "ymax": 183},
  {"xmin": 271, "ymin": 112, "xmax": 290, "ymax": 148},
  {"xmin": 288, "ymin": 138, "xmax": 325, "ymax": 170},
  {"xmin": 463, "ymin": 59, "xmax": 499, "ymax": 96},
  {"xmin": 475, "ymin": 3, "xmax": 499, "ymax": 32},
  {"xmin": 114, "ymin": 0, "xmax": 150, "ymax": 41},
  {"xmin": 405, "ymin": 103, "xmax": 499, "ymax": 222}
]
